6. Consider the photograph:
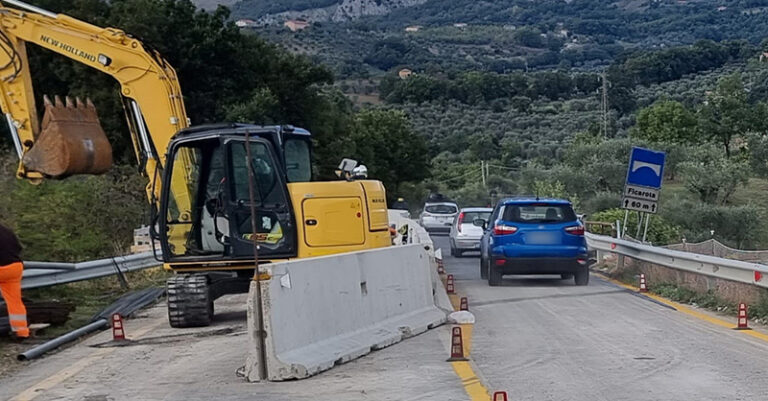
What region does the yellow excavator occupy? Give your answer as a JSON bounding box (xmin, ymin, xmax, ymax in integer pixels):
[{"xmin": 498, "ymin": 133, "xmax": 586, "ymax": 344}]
[{"xmin": 0, "ymin": 0, "xmax": 391, "ymax": 327}]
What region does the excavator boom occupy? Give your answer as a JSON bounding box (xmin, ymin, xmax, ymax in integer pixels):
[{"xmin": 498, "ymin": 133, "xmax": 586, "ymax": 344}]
[{"xmin": 0, "ymin": 0, "xmax": 188, "ymax": 190}]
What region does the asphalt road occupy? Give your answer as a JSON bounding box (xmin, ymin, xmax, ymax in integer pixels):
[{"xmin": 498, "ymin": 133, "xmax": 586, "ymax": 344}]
[
  {"xmin": 432, "ymin": 233, "xmax": 768, "ymax": 401},
  {"xmin": 6, "ymin": 235, "xmax": 768, "ymax": 401}
]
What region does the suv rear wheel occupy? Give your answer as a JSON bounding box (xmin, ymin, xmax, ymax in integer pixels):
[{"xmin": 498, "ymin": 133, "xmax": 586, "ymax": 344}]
[
  {"xmin": 488, "ymin": 258, "xmax": 503, "ymax": 286},
  {"xmin": 574, "ymin": 266, "xmax": 589, "ymax": 286}
]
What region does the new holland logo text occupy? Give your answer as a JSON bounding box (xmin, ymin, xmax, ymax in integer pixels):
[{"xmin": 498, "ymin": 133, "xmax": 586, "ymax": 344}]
[{"xmin": 40, "ymin": 35, "xmax": 97, "ymax": 63}]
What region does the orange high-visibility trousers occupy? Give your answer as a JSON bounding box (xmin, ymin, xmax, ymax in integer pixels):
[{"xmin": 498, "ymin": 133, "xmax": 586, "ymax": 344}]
[{"xmin": 0, "ymin": 262, "xmax": 28, "ymax": 337}]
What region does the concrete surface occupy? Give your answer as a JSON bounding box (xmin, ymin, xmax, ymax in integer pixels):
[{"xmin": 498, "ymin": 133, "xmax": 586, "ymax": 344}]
[
  {"xmin": 0, "ymin": 293, "xmax": 465, "ymax": 401},
  {"xmin": 433, "ymin": 234, "xmax": 768, "ymax": 401},
  {"xmin": 6, "ymin": 233, "xmax": 768, "ymax": 400},
  {"xmin": 244, "ymin": 245, "xmax": 445, "ymax": 381}
]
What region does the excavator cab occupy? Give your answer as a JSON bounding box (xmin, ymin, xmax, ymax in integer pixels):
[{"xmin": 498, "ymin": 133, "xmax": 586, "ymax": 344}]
[
  {"xmin": 19, "ymin": 95, "xmax": 112, "ymax": 179},
  {"xmin": 158, "ymin": 125, "xmax": 309, "ymax": 265}
]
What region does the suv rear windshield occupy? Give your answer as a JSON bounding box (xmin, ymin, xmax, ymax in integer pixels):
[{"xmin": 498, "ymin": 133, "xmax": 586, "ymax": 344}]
[
  {"xmin": 425, "ymin": 204, "xmax": 458, "ymax": 214},
  {"xmin": 461, "ymin": 211, "xmax": 491, "ymax": 223},
  {"xmin": 502, "ymin": 203, "xmax": 576, "ymax": 223}
]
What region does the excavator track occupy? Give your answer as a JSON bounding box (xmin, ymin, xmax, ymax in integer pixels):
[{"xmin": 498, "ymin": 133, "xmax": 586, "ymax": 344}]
[{"xmin": 166, "ymin": 273, "xmax": 213, "ymax": 328}]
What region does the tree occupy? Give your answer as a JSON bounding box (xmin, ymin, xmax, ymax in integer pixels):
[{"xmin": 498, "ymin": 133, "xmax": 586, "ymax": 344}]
[
  {"xmin": 697, "ymin": 73, "xmax": 756, "ymax": 157},
  {"xmin": 21, "ymin": 0, "xmax": 334, "ymax": 164},
  {"xmin": 347, "ymin": 109, "xmax": 429, "ymax": 200},
  {"xmin": 634, "ymin": 100, "xmax": 699, "ymax": 144},
  {"xmin": 678, "ymin": 146, "xmax": 750, "ymax": 205}
]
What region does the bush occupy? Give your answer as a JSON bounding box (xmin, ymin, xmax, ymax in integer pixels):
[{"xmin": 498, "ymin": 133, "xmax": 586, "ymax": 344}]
[
  {"xmin": 664, "ymin": 200, "xmax": 768, "ymax": 249},
  {"xmin": 591, "ymin": 208, "xmax": 680, "ymax": 245},
  {"xmin": 0, "ymin": 159, "xmax": 146, "ymax": 261},
  {"xmin": 583, "ymin": 191, "xmax": 622, "ymax": 215}
]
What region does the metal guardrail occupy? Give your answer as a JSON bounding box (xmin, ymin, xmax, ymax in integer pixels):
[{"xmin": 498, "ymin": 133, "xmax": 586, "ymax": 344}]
[
  {"xmin": 586, "ymin": 232, "xmax": 768, "ymax": 289},
  {"xmin": 22, "ymin": 252, "xmax": 161, "ymax": 290}
]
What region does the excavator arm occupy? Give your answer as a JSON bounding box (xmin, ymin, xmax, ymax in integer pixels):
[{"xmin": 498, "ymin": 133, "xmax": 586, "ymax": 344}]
[{"xmin": 0, "ymin": 0, "xmax": 189, "ymax": 203}]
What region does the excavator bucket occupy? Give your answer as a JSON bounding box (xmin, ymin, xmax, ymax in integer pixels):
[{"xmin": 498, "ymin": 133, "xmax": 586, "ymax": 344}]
[{"xmin": 22, "ymin": 95, "xmax": 112, "ymax": 178}]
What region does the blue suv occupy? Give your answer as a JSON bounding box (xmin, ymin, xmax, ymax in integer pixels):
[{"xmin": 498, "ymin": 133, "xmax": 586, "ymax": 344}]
[{"xmin": 478, "ymin": 198, "xmax": 589, "ymax": 286}]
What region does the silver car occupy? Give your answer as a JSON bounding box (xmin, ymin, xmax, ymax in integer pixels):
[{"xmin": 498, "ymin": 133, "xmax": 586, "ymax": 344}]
[
  {"xmin": 449, "ymin": 207, "xmax": 492, "ymax": 256},
  {"xmin": 419, "ymin": 202, "xmax": 459, "ymax": 232}
]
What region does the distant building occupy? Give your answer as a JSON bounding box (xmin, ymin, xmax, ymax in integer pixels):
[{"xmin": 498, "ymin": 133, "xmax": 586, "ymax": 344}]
[
  {"xmin": 717, "ymin": 6, "xmax": 727, "ymax": 11},
  {"xmin": 453, "ymin": 23, "xmax": 468, "ymax": 28},
  {"xmin": 404, "ymin": 25, "xmax": 421, "ymax": 32},
  {"xmin": 284, "ymin": 19, "xmax": 310, "ymax": 32},
  {"xmin": 760, "ymin": 52, "xmax": 768, "ymax": 62},
  {"xmin": 398, "ymin": 68, "xmax": 413, "ymax": 79},
  {"xmin": 235, "ymin": 19, "xmax": 255, "ymax": 28}
]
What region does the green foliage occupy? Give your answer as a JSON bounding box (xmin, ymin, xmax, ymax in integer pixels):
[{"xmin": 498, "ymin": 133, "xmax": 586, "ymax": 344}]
[
  {"xmin": 381, "ymin": 70, "xmax": 592, "ymax": 105},
  {"xmin": 664, "ymin": 200, "xmax": 768, "ymax": 249},
  {"xmin": 591, "ymin": 208, "xmax": 680, "ymax": 245},
  {"xmin": 346, "ymin": 109, "xmax": 429, "ymax": 199},
  {"xmin": 698, "ymin": 73, "xmax": 763, "ymax": 156},
  {"xmin": 232, "ymin": 0, "xmax": 338, "ymax": 17},
  {"xmin": 678, "ymin": 146, "xmax": 750, "ymax": 204},
  {"xmin": 651, "ymin": 283, "xmax": 731, "ymax": 310},
  {"xmin": 634, "ymin": 99, "xmax": 699, "ymax": 144},
  {"xmin": 16, "ymin": 0, "xmax": 333, "ymax": 165},
  {"xmin": 0, "ymin": 157, "xmax": 146, "ymax": 261},
  {"xmin": 529, "ymin": 180, "xmax": 580, "ymax": 210},
  {"xmin": 582, "ymin": 191, "xmax": 621, "ymax": 215}
]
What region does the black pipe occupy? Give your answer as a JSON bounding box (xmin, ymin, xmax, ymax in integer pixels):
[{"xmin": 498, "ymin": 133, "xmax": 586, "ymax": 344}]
[{"xmin": 17, "ymin": 319, "xmax": 108, "ymax": 361}]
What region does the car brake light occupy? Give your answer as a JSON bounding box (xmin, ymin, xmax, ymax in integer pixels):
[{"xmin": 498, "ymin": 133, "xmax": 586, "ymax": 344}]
[
  {"xmin": 565, "ymin": 226, "xmax": 584, "ymax": 236},
  {"xmin": 494, "ymin": 224, "xmax": 517, "ymax": 235},
  {"xmin": 457, "ymin": 212, "xmax": 464, "ymax": 232}
]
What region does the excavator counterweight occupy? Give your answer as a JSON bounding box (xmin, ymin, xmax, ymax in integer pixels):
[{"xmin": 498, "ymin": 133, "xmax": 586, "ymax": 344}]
[{"xmin": 22, "ymin": 95, "xmax": 112, "ymax": 178}]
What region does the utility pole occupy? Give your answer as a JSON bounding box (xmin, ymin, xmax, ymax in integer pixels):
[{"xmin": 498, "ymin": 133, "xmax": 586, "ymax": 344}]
[
  {"xmin": 601, "ymin": 71, "xmax": 608, "ymax": 138},
  {"xmin": 481, "ymin": 161, "xmax": 486, "ymax": 187}
]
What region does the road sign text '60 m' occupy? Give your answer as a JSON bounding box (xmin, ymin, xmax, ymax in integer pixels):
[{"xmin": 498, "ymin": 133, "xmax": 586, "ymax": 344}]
[{"xmin": 622, "ymin": 197, "xmax": 658, "ymax": 214}]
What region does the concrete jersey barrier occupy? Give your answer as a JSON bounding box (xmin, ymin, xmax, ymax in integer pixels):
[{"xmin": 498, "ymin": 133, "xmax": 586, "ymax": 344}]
[{"xmin": 244, "ymin": 244, "xmax": 446, "ymax": 381}]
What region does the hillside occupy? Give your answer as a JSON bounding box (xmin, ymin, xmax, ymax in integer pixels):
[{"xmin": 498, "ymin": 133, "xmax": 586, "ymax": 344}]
[
  {"xmin": 191, "ymin": 0, "xmax": 238, "ymax": 10},
  {"xmin": 245, "ymin": 0, "xmax": 768, "ymax": 79},
  {"xmin": 232, "ymin": 0, "xmax": 427, "ymax": 23}
]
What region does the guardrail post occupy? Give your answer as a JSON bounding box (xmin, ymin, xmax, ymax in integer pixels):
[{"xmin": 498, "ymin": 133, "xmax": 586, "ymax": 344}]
[{"xmin": 616, "ymin": 254, "xmax": 625, "ymax": 271}]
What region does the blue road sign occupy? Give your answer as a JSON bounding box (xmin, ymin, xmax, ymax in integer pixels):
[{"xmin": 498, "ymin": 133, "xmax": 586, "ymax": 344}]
[{"xmin": 626, "ymin": 147, "xmax": 666, "ymax": 189}]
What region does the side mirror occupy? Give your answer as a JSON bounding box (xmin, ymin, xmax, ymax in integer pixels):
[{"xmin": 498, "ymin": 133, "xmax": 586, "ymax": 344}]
[{"xmin": 473, "ymin": 218, "xmax": 486, "ymax": 228}]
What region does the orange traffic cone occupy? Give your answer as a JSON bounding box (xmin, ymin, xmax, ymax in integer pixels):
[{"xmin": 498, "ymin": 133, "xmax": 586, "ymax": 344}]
[
  {"xmin": 112, "ymin": 313, "xmax": 126, "ymax": 341},
  {"xmin": 460, "ymin": 297, "xmax": 468, "ymax": 311},
  {"xmin": 447, "ymin": 326, "xmax": 468, "ymax": 362},
  {"xmin": 639, "ymin": 274, "xmax": 648, "ymax": 293},
  {"xmin": 736, "ymin": 303, "xmax": 750, "ymax": 330}
]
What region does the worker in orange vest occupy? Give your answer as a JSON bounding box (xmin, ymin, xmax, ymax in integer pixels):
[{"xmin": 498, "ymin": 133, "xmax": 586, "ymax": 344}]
[{"xmin": 0, "ymin": 223, "xmax": 28, "ymax": 339}]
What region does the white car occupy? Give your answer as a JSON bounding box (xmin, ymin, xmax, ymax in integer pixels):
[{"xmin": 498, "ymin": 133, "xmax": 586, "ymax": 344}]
[
  {"xmin": 419, "ymin": 202, "xmax": 459, "ymax": 232},
  {"xmin": 449, "ymin": 207, "xmax": 492, "ymax": 256}
]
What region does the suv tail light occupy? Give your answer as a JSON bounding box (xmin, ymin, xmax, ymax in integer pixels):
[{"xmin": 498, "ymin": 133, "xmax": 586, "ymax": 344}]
[
  {"xmin": 494, "ymin": 223, "xmax": 518, "ymax": 235},
  {"xmin": 565, "ymin": 225, "xmax": 585, "ymax": 236},
  {"xmin": 457, "ymin": 212, "xmax": 464, "ymax": 232}
]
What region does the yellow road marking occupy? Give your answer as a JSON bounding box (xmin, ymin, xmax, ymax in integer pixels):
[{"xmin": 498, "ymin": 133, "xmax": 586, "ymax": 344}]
[
  {"xmin": 451, "ymin": 361, "xmax": 489, "ymax": 401},
  {"xmin": 460, "ymin": 323, "xmax": 473, "ymax": 357},
  {"xmin": 449, "ymin": 293, "xmax": 460, "ymax": 311},
  {"xmin": 444, "ymin": 279, "xmax": 490, "ymax": 401},
  {"xmin": 11, "ymin": 320, "xmax": 164, "ymax": 401},
  {"xmin": 598, "ymin": 273, "xmax": 768, "ymax": 343}
]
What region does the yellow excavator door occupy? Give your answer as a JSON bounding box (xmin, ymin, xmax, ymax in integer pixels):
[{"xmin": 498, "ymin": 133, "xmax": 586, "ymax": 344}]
[
  {"xmin": 22, "ymin": 95, "xmax": 112, "ymax": 178},
  {"xmin": 302, "ymin": 196, "xmax": 366, "ymax": 247}
]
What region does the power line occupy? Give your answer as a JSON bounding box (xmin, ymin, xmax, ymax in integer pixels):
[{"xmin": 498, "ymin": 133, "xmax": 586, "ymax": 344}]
[{"xmin": 434, "ymin": 168, "xmax": 482, "ymax": 184}]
